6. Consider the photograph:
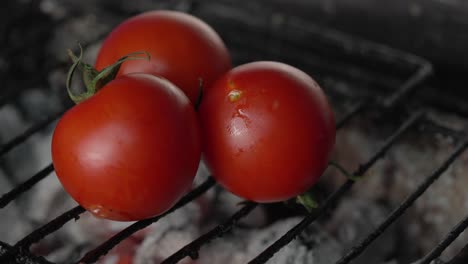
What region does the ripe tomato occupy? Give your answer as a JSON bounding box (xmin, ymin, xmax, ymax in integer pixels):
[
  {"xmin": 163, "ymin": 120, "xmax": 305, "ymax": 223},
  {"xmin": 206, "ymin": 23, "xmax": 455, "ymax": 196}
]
[
  {"xmin": 52, "ymin": 73, "xmax": 201, "ymax": 221},
  {"xmin": 95, "ymin": 10, "xmax": 231, "ymax": 104},
  {"xmin": 199, "ymin": 61, "xmax": 335, "ymax": 203}
]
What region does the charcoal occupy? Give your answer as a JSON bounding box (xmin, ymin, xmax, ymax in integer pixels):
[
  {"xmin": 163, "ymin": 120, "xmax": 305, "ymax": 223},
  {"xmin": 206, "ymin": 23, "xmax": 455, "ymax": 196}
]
[
  {"xmin": 196, "ymin": 218, "xmax": 343, "ymax": 264},
  {"xmin": 134, "ymin": 203, "xmax": 201, "ymax": 264},
  {"xmin": 325, "ymin": 197, "xmax": 396, "ymax": 264},
  {"xmin": 328, "ymin": 112, "xmax": 468, "ymax": 261}
]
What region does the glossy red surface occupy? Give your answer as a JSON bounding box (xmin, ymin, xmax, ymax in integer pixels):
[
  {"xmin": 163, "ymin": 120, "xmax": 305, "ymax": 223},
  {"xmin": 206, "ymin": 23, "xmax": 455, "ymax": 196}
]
[
  {"xmin": 52, "ymin": 74, "xmax": 201, "ymax": 221},
  {"xmin": 200, "ymin": 61, "xmax": 335, "ymax": 202},
  {"xmin": 95, "ymin": 10, "xmax": 231, "ymax": 103}
]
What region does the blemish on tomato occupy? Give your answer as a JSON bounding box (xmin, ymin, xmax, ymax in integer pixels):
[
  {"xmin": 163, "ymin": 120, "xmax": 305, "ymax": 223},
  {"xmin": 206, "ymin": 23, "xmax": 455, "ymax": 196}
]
[{"xmin": 228, "ymin": 89, "xmax": 242, "ymax": 102}]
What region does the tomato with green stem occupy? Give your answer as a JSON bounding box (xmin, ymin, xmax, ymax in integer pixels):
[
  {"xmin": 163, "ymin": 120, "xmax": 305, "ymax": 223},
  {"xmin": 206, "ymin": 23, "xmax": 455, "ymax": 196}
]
[
  {"xmin": 95, "ymin": 10, "xmax": 231, "ymax": 104},
  {"xmin": 199, "ymin": 61, "xmax": 335, "ymax": 204},
  {"xmin": 52, "ymin": 50, "xmax": 201, "ymax": 221}
]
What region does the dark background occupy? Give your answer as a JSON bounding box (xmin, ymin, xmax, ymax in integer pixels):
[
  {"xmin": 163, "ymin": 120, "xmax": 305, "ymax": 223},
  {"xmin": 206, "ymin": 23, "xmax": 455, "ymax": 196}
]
[
  {"xmin": 261, "ymin": 0, "xmax": 468, "ymax": 72},
  {"xmin": 2, "ymin": 0, "xmax": 467, "ymax": 105}
]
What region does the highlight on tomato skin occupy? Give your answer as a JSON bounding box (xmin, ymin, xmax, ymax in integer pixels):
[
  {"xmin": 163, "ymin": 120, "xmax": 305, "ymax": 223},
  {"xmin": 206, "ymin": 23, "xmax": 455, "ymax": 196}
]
[
  {"xmin": 95, "ymin": 10, "xmax": 232, "ymax": 104},
  {"xmin": 51, "ymin": 73, "xmax": 202, "ymax": 221},
  {"xmin": 199, "ymin": 61, "xmax": 336, "ymax": 203}
]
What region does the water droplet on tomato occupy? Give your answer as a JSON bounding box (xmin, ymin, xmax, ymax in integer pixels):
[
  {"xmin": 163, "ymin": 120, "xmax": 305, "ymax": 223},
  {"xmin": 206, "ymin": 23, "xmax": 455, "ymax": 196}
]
[{"xmin": 88, "ymin": 204, "xmax": 114, "ymax": 218}]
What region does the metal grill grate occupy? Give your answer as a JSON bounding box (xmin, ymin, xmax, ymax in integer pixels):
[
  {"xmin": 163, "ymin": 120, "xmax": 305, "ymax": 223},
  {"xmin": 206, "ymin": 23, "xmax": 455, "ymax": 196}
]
[{"xmin": 1, "ymin": 1, "xmax": 468, "ymax": 264}]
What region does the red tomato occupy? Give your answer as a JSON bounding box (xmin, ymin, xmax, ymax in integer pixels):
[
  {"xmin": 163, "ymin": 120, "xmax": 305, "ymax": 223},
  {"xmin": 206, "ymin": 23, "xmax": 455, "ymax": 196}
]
[
  {"xmin": 199, "ymin": 61, "xmax": 335, "ymax": 203},
  {"xmin": 52, "ymin": 73, "xmax": 201, "ymax": 221},
  {"xmin": 95, "ymin": 10, "xmax": 231, "ymax": 104}
]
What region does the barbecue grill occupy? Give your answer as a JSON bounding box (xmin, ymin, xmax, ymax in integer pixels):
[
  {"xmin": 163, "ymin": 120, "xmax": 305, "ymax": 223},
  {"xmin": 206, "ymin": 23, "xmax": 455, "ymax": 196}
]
[{"xmin": 1, "ymin": 0, "xmax": 468, "ymax": 263}]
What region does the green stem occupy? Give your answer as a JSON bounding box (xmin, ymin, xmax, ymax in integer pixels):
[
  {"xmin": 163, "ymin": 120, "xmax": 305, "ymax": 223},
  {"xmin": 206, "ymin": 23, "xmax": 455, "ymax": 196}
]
[
  {"xmin": 66, "ymin": 47, "xmax": 95, "ymax": 104},
  {"xmin": 296, "ymin": 192, "xmax": 318, "ymax": 212},
  {"xmin": 66, "ymin": 44, "xmax": 151, "ymax": 104}
]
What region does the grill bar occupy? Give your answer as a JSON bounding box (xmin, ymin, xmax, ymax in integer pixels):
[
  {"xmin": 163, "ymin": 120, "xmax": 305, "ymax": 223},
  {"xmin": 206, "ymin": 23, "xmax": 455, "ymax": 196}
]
[
  {"xmin": 218, "ymin": 15, "xmax": 427, "ymax": 100},
  {"xmin": 248, "ymin": 111, "xmax": 423, "ymax": 264},
  {"xmin": 77, "ymin": 177, "xmax": 216, "ymax": 264},
  {"xmin": 420, "ymin": 117, "xmax": 466, "ymax": 142},
  {"xmin": 354, "ymin": 111, "xmax": 423, "ymax": 176},
  {"xmin": 419, "ymin": 214, "xmax": 468, "ymax": 264},
  {"xmin": 161, "ymin": 201, "xmax": 258, "ymax": 264},
  {"xmin": 265, "ymin": 10, "xmax": 430, "ymax": 74},
  {"xmin": 382, "ymin": 63, "xmax": 433, "ymax": 108},
  {"xmin": 0, "ymin": 109, "xmax": 66, "ymax": 157},
  {"xmin": 13, "ymin": 205, "xmax": 86, "ymax": 250},
  {"xmin": 335, "ymin": 100, "xmax": 367, "ymax": 129},
  {"xmin": 336, "ymin": 137, "xmax": 468, "ymax": 264},
  {"xmin": 227, "ymin": 31, "xmax": 407, "ymax": 99},
  {"xmin": 0, "ymin": 163, "xmax": 54, "ymax": 209}
]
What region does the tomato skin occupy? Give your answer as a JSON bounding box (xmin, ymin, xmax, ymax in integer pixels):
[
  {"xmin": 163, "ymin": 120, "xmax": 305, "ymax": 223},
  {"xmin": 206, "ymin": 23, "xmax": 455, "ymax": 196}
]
[
  {"xmin": 199, "ymin": 61, "xmax": 335, "ymax": 203},
  {"xmin": 95, "ymin": 10, "xmax": 231, "ymax": 104},
  {"xmin": 52, "ymin": 74, "xmax": 201, "ymax": 221}
]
